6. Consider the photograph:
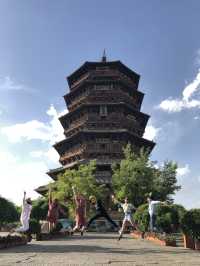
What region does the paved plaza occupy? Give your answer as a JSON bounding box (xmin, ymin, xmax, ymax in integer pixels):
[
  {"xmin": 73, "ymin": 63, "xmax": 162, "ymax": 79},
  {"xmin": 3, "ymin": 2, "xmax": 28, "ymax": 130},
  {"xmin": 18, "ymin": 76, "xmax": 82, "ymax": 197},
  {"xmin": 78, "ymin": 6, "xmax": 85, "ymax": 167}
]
[{"xmin": 0, "ymin": 233, "xmax": 200, "ymax": 266}]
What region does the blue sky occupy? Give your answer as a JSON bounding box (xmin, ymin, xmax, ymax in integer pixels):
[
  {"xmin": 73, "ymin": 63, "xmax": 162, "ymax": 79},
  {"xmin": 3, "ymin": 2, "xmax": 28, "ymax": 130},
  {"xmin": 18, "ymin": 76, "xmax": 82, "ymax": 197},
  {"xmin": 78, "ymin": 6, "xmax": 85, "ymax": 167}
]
[{"xmin": 0, "ymin": 0, "xmax": 200, "ymax": 208}]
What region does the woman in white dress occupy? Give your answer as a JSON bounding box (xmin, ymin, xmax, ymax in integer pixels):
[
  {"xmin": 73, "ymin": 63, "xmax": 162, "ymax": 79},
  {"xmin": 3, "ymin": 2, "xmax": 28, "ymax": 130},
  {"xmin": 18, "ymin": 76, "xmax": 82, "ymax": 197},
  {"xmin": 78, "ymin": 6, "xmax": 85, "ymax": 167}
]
[{"xmin": 16, "ymin": 191, "xmax": 32, "ymax": 232}]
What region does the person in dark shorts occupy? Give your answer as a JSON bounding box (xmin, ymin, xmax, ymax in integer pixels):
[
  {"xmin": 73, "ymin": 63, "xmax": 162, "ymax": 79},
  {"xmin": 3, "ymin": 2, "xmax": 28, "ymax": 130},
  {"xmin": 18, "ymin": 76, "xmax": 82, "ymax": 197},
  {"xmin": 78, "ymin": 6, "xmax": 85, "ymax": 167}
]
[{"xmin": 86, "ymin": 196, "xmax": 119, "ymax": 230}]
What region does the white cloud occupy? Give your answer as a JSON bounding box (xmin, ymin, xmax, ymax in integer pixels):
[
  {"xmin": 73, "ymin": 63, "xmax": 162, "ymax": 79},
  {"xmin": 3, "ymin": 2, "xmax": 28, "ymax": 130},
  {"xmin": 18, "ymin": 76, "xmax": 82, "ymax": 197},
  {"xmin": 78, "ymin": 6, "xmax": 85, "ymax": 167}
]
[
  {"xmin": 158, "ymin": 69, "xmax": 200, "ymax": 113},
  {"xmin": 176, "ymin": 164, "xmax": 190, "ymax": 177},
  {"xmin": 174, "ymin": 173, "xmax": 200, "ymax": 209},
  {"xmin": 182, "ymin": 71, "xmax": 200, "ymax": 101},
  {"xmin": 0, "ymin": 105, "xmax": 67, "ymax": 204},
  {"xmin": 0, "ymin": 150, "xmax": 51, "ymax": 205},
  {"xmin": 1, "ymin": 105, "xmax": 66, "ymax": 144},
  {"xmin": 143, "ymin": 124, "xmax": 161, "ymax": 141},
  {"xmin": 0, "ymin": 76, "xmax": 34, "ymax": 92},
  {"xmin": 30, "ymin": 147, "xmax": 59, "ymax": 165}
]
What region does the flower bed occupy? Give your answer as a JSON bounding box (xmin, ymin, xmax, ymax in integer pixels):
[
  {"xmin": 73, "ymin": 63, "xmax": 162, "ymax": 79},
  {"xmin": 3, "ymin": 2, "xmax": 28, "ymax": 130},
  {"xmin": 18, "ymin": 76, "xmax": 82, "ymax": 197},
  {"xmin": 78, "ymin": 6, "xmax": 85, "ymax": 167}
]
[
  {"xmin": 131, "ymin": 231, "xmax": 176, "ymax": 247},
  {"xmin": 0, "ymin": 234, "xmax": 27, "ymax": 249},
  {"xmin": 131, "ymin": 230, "xmax": 144, "ymax": 239},
  {"xmin": 145, "ymin": 232, "xmax": 176, "ymax": 247}
]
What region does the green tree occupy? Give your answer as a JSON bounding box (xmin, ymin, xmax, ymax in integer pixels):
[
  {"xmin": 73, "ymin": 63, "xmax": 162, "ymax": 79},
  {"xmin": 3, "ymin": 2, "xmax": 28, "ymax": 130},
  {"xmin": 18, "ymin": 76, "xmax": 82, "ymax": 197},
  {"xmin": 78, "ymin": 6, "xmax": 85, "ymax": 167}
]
[
  {"xmin": 52, "ymin": 160, "xmax": 108, "ymax": 216},
  {"xmin": 153, "ymin": 161, "xmax": 181, "ymax": 202},
  {"xmin": 0, "ymin": 196, "xmax": 19, "ymax": 226},
  {"xmin": 112, "ymin": 144, "xmax": 181, "ymax": 206},
  {"xmin": 31, "ymin": 197, "xmax": 49, "ymax": 221}
]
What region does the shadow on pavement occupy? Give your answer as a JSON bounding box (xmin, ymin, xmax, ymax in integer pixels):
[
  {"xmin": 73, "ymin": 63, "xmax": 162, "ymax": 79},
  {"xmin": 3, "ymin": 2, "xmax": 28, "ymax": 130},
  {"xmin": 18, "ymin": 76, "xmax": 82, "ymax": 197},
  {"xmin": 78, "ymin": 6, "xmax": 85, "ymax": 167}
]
[{"xmin": 0, "ymin": 243, "xmax": 198, "ymax": 255}]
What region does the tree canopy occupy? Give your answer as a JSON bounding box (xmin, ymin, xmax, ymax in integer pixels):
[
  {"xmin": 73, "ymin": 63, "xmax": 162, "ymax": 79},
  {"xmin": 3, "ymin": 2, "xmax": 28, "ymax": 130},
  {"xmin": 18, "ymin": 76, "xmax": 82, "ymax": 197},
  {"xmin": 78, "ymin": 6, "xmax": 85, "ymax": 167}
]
[
  {"xmin": 31, "ymin": 197, "xmax": 49, "ymax": 221},
  {"xmin": 52, "ymin": 160, "xmax": 108, "ymax": 216},
  {"xmin": 0, "ymin": 196, "xmax": 19, "ymax": 225},
  {"xmin": 112, "ymin": 144, "xmax": 181, "ymax": 206}
]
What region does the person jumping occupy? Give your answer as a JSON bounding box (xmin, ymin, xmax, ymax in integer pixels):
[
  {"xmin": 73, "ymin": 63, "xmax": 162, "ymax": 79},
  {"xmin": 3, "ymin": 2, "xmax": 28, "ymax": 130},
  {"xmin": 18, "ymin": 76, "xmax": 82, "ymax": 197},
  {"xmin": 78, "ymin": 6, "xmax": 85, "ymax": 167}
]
[
  {"xmin": 47, "ymin": 188, "xmax": 66, "ymax": 233},
  {"xmin": 15, "ymin": 191, "xmax": 32, "ymax": 233},
  {"xmin": 86, "ymin": 196, "xmax": 119, "ymax": 231},
  {"xmin": 72, "ymin": 186, "xmax": 86, "ymax": 236},
  {"xmin": 112, "ymin": 195, "xmax": 136, "ymax": 240},
  {"xmin": 147, "ymin": 195, "xmax": 165, "ymax": 232}
]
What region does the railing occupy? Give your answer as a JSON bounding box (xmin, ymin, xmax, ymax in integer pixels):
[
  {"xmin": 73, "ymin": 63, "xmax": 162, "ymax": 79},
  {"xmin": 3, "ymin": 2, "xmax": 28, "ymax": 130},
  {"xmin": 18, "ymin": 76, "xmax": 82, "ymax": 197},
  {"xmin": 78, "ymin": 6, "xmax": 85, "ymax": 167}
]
[
  {"xmin": 70, "ymin": 73, "xmax": 90, "ymax": 89},
  {"xmin": 60, "ymin": 145, "xmax": 86, "ymax": 161},
  {"xmin": 70, "ymin": 69, "xmax": 137, "ymax": 92}
]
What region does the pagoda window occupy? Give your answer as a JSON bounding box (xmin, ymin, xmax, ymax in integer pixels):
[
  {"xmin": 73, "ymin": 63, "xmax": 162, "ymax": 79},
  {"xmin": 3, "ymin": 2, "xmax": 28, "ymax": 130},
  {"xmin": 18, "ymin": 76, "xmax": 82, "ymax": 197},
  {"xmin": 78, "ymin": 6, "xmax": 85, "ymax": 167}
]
[
  {"xmin": 96, "ymin": 138, "xmax": 109, "ymax": 143},
  {"xmin": 96, "ymin": 66, "xmax": 110, "ymax": 71},
  {"xmin": 94, "ymin": 84, "xmax": 110, "ymax": 90},
  {"xmin": 100, "ymin": 105, "xmax": 107, "ymax": 117}
]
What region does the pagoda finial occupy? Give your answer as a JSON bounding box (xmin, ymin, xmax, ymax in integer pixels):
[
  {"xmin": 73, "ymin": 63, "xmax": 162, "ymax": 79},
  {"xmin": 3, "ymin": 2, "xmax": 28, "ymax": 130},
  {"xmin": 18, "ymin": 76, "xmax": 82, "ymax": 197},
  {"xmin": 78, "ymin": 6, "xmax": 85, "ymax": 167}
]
[{"xmin": 101, "ymin": 49, "xmax": 107, "ymax": 62}]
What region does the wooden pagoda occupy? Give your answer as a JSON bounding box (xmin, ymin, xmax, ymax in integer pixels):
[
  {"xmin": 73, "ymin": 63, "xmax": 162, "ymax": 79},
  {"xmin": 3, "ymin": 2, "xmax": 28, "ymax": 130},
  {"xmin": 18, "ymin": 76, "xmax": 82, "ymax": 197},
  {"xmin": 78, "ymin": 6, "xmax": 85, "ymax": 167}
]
[{"xmin": 36, "ymin": 54, "xmax": 155, "ymax": 194}]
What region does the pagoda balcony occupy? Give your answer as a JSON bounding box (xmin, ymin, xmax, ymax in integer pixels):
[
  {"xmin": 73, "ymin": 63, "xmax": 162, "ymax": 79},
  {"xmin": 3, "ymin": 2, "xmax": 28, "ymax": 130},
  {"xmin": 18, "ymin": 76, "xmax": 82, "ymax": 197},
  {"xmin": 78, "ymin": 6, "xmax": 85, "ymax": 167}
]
[
  {"xmin": 64, "ymin": 114, "xmax": 144, "ymax": 138},
  {"xmin": 69, "ymin": 68, "xmax": 137, "ymax": 92},
  {"xmin": 64, "ymin": 115, "xmax": 88, "ymax": 131},
  {"xmin": 89, "ymin": 69, "xmax": 136, "ymax": 88},
  {"xmin": 85, "ymin": 122, "xmax": 143, "ymax": 136},
  {"xmin": 67, "ymin": 90, "xmax": 140, "ymax": 112},
  {"xmin": 59, "ymin": 144, "xmax": 86, "ymax": 164},
  {"xmin": 85, "ymin": 142, "xmax": 124, "ymax": 154},
  {"xmin": 63, "ymin": 108, "xmax": 145, "ymax": 135},
  {"xmin": 70, "ymin": 72, "xmax": 90, "ymax": 89}
]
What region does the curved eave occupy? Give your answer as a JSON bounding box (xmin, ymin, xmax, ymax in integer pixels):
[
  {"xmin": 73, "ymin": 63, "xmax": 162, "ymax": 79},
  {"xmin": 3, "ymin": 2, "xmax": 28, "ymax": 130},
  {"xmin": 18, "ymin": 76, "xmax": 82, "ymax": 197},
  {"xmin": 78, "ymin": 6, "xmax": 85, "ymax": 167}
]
[
  {"xmin": 47, "ymin": 159, "xmax": 88, "ymax": 180},
  {"xmin": 35, "ymin": 185, "xmax": 48, "ymax": 196},
  {"xmin": 59, "ymin": 102, "xmax": 150, "ymax": 130},
  {"xmin": 64, "ymin": 80, "xmax": 144, "ymax": 103},
  {"xmin": 53, "ymin": 130, "xmax": 155, "ymax": 155},
  {"xmin": 67, "ymin": 60, "xmax": 140, "ymax": 87}
]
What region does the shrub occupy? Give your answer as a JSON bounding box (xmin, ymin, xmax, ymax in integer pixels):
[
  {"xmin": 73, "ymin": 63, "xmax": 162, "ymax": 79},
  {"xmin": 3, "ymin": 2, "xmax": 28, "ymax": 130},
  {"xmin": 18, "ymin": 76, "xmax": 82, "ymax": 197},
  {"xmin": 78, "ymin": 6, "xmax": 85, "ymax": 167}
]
[
  {"xmin": 156, "ymin": 205, "xmax": 180, "ymax": 233},
  {"xmin": 181, "ymin": 209, "xmax": 200, "ymax": 240},
  {"xmin": 31, "ymin": 198, "xmax": 49, "ymax": 221},
  {"xmin": 0, "ymin": 196, "xmax": 19, "ymax": 226},
  {"xmin": 133, "ymin": 204, "xmax": 149, "ymax": 232},
  {"xmin": 29, "ymin": 219, "xmax": 41, "ymax": 234},
  {"xmin": 134, "ymin": 203, "xmax": 181, "ymax": 233},
  {"xmin": 172, "ymin": 204, "xmax": 186, "ymax": 226}
]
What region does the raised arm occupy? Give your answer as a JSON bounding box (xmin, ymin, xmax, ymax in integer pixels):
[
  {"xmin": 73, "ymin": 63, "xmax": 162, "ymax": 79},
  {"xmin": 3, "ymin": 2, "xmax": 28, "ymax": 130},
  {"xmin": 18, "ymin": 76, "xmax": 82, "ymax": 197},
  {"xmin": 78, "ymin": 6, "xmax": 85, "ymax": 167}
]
[
  {"xmin": 111, "ymin": 195, "xmax": 122, "ymax": 206},
  {"xmin": 48, "ymin": 188, "xmax": 52, "ymax": 205},
  {"xmin": 23, "ymin": 191, "xmax": 26, "ymax": 205},
  {"xmin": 151, "ymin": 200, "xmax": 161, "ymax": 206},
  {"xmin": 72, "ymin": 186, "xmax": 78, "ymax": 204}
]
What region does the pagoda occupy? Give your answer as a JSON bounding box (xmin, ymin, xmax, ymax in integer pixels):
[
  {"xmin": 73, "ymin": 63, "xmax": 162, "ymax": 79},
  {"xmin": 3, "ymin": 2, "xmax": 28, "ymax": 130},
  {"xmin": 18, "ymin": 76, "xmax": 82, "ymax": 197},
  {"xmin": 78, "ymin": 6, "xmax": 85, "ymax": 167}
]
[{"xmin": 36, "ymin": 53, "xmax": 155, "ymax": 194}]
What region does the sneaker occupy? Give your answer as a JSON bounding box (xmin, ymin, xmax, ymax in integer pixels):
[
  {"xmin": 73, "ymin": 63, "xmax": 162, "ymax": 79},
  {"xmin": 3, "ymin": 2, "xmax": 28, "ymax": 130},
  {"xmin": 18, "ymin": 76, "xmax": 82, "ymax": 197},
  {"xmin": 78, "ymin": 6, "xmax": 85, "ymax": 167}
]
[{"xmin": 118, "ymin": 234, "xmax": 122, "ymax": 241}]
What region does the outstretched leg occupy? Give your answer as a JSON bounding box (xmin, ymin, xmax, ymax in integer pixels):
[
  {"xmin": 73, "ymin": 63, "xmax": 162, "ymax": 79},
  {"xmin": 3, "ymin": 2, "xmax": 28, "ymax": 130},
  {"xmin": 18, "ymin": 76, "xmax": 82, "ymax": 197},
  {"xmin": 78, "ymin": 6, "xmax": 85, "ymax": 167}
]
[
  {"xmin": 86, "ymin": 213, "xmax": 102, "ymax": 229},
  {"xmin": 103, "ymin": 212, "xmax": 119, "ymax": 229},
  {"xmin": 118, "ymin": 218, "xmax": 127, "ymax": 240}
]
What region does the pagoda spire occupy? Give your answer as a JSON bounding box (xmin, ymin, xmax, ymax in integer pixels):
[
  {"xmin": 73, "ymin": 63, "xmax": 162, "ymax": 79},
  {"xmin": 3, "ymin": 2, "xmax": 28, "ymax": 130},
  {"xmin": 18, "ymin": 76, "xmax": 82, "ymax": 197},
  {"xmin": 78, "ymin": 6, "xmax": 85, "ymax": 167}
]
[{"xmin": 101, "ymin": 49, "xmax": 107, "ymax": 62}]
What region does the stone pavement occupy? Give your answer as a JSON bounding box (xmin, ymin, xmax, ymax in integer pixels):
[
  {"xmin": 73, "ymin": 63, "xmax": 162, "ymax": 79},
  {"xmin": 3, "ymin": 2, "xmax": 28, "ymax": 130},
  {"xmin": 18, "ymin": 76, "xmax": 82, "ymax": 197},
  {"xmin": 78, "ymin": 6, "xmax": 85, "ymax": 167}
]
[{"xmin": 0, "ymin": 233, "xmax": 200, "ymax": 266}]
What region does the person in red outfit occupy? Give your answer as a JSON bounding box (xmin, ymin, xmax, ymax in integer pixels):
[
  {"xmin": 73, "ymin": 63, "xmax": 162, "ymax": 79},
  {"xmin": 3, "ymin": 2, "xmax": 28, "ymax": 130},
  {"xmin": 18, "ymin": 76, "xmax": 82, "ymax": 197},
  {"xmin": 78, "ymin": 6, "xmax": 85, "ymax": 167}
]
[
  {"xmin": 47, "ymin": 188, "xmax": 66, "ymax": 232},
  {"xmin": 72, "ymin": 186, "xmax": 86, "ymax": 235}
]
